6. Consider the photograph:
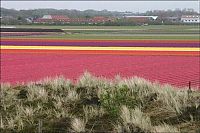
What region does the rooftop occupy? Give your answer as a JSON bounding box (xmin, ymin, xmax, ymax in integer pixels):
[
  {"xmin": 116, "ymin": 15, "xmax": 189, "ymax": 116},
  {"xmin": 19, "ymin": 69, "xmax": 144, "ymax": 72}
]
[{"xmin": 124, "ymin": 16, "xmax": 158, "ymax": 20}]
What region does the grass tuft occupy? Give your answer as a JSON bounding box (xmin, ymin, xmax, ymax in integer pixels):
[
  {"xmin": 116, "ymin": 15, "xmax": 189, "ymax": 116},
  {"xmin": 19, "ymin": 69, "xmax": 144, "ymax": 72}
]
[{"xmin": 71, "ymin": 118, "xmax": 86, "ymax": 132}]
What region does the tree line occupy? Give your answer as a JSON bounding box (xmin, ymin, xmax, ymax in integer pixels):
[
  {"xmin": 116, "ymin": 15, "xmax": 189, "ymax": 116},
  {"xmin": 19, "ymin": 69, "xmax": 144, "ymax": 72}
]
[{"xmin": 1, "ymin": 8, "xmax": 199, "ymax": 25}]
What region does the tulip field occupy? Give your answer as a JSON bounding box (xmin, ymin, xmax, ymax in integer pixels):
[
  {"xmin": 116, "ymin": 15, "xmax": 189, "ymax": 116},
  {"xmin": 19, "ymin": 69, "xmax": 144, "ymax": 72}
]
[{"xmin": 1, "ymin": 26, "xmax": 200, "ymax": 89}]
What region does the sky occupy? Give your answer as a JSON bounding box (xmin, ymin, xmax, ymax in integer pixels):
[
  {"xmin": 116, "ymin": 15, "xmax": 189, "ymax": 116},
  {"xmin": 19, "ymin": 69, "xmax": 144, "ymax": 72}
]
[{"xmin": 1, "ymin": 1, "xmax": 199, "ymax": 13}]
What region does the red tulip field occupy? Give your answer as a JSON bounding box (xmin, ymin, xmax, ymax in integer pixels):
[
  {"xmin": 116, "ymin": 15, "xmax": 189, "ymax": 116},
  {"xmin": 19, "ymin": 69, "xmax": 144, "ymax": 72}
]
[
  {"xmin": 1, "ymin": 37, "xmax": 199, "ymax": 89},
  {"xmin": 1, "ymin": 53, "xmax": 199, "ymax": 88}
]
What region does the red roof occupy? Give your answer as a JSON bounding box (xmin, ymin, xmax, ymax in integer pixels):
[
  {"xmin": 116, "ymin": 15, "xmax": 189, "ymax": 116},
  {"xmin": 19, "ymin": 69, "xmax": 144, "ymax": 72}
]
[
  {"xmin": 51, "ymin": 15, "xmax": 70, "ymax": 20},
  {"xmin": 34, "ymin": 15, "xmax": 70, "ymax": 23},
  {"xmin": 34, "ymin": 15, "xmax": 114, "ymax": 23}
]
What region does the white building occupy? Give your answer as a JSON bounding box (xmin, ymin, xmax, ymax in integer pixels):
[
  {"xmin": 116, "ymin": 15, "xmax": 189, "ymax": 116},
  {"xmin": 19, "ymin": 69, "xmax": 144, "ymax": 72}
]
[
  {"xmin": 124, "ymin": 16, "xmax": 158, "ymax": 20},
  {"xmin": 181, "ymin": 15, "xmax": 200, "ymax": 23},
  {"xmin": 42, "ymin": 15, "xmax": 52, "ymax": 19}
]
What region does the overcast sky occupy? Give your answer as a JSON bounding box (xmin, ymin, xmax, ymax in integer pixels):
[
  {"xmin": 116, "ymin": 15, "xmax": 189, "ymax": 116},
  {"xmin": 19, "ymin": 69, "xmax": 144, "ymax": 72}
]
[{"xmin": 1, "ymin": 1, "xmax": 199, "ymax": 13}]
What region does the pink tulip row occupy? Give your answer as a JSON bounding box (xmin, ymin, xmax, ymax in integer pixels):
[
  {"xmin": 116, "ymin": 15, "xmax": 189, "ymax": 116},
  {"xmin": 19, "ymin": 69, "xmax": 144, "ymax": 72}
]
[{"xmin": 1, "ymin": 53, "xmax": 199, "ymax": 89}]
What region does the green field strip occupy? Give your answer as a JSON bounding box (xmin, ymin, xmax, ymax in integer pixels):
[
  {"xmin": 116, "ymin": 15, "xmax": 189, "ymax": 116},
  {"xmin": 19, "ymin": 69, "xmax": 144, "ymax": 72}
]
[
  {"xmin": 13, "ymin": 25, "xmax": 199, "ymax": 30},
  {"xmin": 2, "ymin": 34, "xmax": 199, "ymax": 40}
]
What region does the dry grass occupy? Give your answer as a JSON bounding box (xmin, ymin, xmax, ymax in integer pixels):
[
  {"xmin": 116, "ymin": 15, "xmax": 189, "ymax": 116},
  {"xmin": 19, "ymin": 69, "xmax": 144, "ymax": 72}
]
[
  {"xmin": 71, "ymin": 118, "xmax": 86, "ymax": 132},
  {"xmin": 153, "ymin": 123, "xmax": 180, "ymax": 133},
  {"xmin": 120, "ymin": 105, "xmax": 152, "ymax": 132},
  {"xmin": 0, "ymin": 72, "xmax": 199, "ymax": 132}
]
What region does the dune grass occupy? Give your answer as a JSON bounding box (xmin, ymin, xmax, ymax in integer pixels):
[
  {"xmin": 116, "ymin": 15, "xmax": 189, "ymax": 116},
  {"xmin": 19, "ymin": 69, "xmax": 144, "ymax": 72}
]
[{"xmin": 0, "ymin": 72, "xmax": 200, "ymax": 132}]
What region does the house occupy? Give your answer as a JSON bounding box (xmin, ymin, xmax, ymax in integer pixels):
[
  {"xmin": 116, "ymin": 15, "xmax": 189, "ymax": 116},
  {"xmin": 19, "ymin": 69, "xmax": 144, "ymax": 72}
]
[
  {"xmin": 123, "ymin": 16, "xmax": 158, "ymax": 24},
  {"xmin": 181, "ymin": 15, "xmax": 200, "ymax": 23},
  {"xmin": 124, "ymin": 16, "xmax": 158, "ymax": 20},
  {"xmin": 70, "ymin": 18, "xmax": 88, "ymax": 24},
  {"xmin": 26, "ymin": 17, "xmax": 33, "ymax": 23},
  {"xmin": 34, "ymin": 15, "xmax": 114, "ymax": 24},
  {"xmin": 34, "ymin": 15, "xmax": 70, "ymax": 23},
  {"xmin": 164, "ymin": 17, "xmax": 180, "ymax": 23}
]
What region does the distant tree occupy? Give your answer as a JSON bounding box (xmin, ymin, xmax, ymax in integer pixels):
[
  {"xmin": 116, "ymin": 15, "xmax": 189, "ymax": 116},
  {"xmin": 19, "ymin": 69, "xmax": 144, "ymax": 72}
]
[
  {"xmin": 1, "ymin": 7, "xmax": 199, "ymax": 25},
  {"xmin": 85, "ymin": 15, "xmax": 91, "ymax": 19},
  {"xmin": 17, "ymin": 16, "xmax": 22, "ymax": 20}
]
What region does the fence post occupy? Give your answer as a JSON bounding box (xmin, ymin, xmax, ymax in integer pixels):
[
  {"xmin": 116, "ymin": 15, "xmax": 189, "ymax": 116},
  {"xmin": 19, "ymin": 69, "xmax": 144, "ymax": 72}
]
[
  {"xmin": 189, "ymin": 81, "xmax": 191, "ymax": 90},
  {"xmin": 188, "ymin": 81, "xmax": 192, "ymax": 99},
  {"xmin": 38, "ymin": 119, "xmax": 42, "ymax": 133}
]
